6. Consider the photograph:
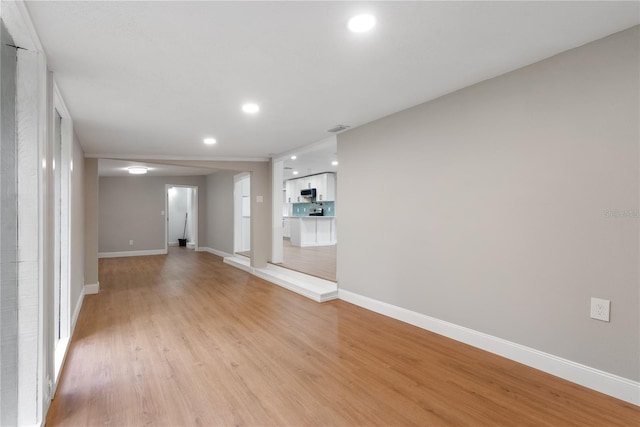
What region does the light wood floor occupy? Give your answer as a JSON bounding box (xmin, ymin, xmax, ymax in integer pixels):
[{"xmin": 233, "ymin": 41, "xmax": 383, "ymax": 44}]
[
  {"xmin": 47, "ymin": 248, "xmax": 639, "ymax": 426},
  {"xmin": 240, "ymin": 239, "xmax": 337, "ymax": 282}
]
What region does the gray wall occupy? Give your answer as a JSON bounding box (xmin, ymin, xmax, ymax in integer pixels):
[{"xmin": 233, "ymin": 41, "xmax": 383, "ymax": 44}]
[
  {"xmin": 83, "ymin": 158, "xmax": 98, "ymax": 285},
  {"xmin": 70, "ymin": 133, "xmax": 84, "ymax": 309},
  {"xmin": 98, "ymin": 175, "xmax": 206, "ymax": 253},
  {"xmin": 205, "ymin": 170, "xmax": 236, "ymax": 254},
  {"xmin": 337, "ymin": 27, "xmax": 639, "ymax": 381},
  {"xmin": 137, "ymin": 159, "xmax": 272, "ymax": 268}
]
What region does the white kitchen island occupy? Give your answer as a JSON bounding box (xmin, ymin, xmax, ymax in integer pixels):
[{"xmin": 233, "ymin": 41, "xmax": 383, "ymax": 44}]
[{"xmin": 289, "ymin": 216, "xmax": 336, "ymax": 247}]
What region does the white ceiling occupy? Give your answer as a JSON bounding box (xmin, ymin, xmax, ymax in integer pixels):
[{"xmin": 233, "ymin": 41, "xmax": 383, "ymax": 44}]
[
  {"xmin": 98, "ymin": 159, "xmax": 216, "ymax": 177},
  {"xmin": 27, "ymin": 1, "xmax": 639, "ymax": 161},
  {"xmin": 281, "ymin": 136, "xmax": 338, "ymax": 182}
]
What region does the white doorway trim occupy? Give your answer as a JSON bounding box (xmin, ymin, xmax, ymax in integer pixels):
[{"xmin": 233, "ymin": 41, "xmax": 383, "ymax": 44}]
[
  {"xmin": 2, "ymin": 1, "xmax": 50, "ymax": 424},
  {"xmin": 165, "ymin": 184, "xmax": 198, "ymax": 253},
  {"xmin": 233, "ymin": 172, "xmax": 250, "ymax": 254},
  {"xmin": 271, "ymin": 158, "xmax": 284, "ymax": 263},
  {"xmin": 52, "ymin": 81, "xmax": 73, "ymax": 386}
]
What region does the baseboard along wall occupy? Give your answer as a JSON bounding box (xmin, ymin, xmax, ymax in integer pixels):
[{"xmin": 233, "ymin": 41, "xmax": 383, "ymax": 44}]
[
  {"xmin": 197, "ymin": 247, "xmax": 234, "ymax": 258},
  {"xmin": 98, "ymin": 249, "xmax": 167, "ymax": 258},
  {"xmin": 338, "ymin": 289, "xmax": 640, "ymax": 406}
]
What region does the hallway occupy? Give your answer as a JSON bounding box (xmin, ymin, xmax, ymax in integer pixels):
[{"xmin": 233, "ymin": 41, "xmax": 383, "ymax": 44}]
[{"xmin": 46, "ymin": 249, "xmax": 638, "ymax": 426}]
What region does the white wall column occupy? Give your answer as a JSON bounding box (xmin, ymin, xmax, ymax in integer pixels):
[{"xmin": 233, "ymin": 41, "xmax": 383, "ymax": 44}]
[{"xmin": 271, "ymin": 158, "xmax": 284, "ymax": 263}]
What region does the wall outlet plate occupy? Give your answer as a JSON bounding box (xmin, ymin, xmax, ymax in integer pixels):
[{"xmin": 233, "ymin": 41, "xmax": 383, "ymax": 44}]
[{"xmin": 590, "ymin": 297, "xmax": 610, "ymax": 322}]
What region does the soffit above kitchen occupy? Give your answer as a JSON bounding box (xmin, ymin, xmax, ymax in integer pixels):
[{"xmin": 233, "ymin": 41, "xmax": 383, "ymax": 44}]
[
  {"xmin": 97, "ymin": 159, "xmax": 218, "ymax": 177},
  {"xmin": 26, "ymin": 1, "xmax": 639, "ymax": 160}
]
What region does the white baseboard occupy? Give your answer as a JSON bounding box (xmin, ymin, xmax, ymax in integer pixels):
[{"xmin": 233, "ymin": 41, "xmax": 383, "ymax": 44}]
[
  {"xmin": 98, "ymin": 249, "xmax": 166, "ymax": 258},
  {"xmin": 84, "ymin": 282, "xmax": 99, "ymax": 295},
  {"xmin": 70, "ymin": 283, "xmax": 99, "ymax": 334},
  {"xmin": 338, "ymin": 289, "xmax": 640, "ymax": 406},
  {"xmin": 71, "ymin": 291, "xmax": 84, "ymax": 334},
  {"xmin": 197, "ymin": 246, "xmax": 234, "ymax": 258},
  {"xmin": 299, "ymin": 241, "xmax": 337, "ymax": 248},
  {"xmin": 169, "ymin": 242, "xmax": 196, "ymax": 248}
]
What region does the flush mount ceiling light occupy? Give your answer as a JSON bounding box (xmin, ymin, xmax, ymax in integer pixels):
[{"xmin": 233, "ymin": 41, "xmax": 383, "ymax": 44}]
[
  {"xmin": 128, "ymin": 166, "xmax": 148, "ymax": 175},
  {"xmin": 332, "ymin": 161, "xmax": 339, "ymax": 166},
  {"xmin": 348, "ymin": 14, "xmax": 376, "ymax": 33},
  {"xmin": 242, "ymin": 103, "xmax": 260, "ymax": 114},
  {"xmin": 203, "ymin": 137, "xmax": 216, "ymax": 145},
  {"xmin": 328, "ymin": 124, "xmax": 350, "ymax": 133},
  {"xmin": 290, "ymin": 155, "xmax": 297, "ymax": 160},
  {"xmin": 292, "ymin": 170, "xmax": 299, "ymax": 175}
]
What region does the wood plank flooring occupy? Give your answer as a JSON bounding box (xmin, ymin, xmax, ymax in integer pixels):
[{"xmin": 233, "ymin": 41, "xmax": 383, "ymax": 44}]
[
  {"xmin": 279, "ymin": 239, "xmax": 336, "ymax": 282},
  {"xmin": 46, "ymin": 248, "xmax": 639, "ymax": 426},
  {"xmin": 241, "ymin": 239, "xmax": 337, "ymax": 282}
]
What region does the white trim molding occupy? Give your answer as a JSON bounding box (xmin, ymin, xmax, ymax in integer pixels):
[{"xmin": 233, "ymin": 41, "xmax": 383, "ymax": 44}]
[
  {"xmin": 71, "ymin": 291, "xmax": 84, "ymax": 332},
  {"xmin": 84, "ymin": 283, "xmax": 99, "ymax": 295},
  {"xmin": 197, "ymin": 247, "xmax": 234, "ymax": 258},
  {"xmin": 98, "ymin": 249, "xmax": 166, "ymax": 258},
  {"xmin": 338, "ymin": 289, "xmax": 640, "ymax": 406},
  {"xmin": 223, "ymin": 256, "xmax": 338, "ymax": 303}
]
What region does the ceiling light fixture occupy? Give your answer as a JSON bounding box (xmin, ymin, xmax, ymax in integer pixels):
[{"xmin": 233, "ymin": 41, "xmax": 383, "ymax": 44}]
[
  {"xmin": 242, "ymin": 103, "xmax": 260, "ymax": 114},
  {"xmin": 348, "ymin": 14, "xmax": 376, "ymax": 33},
  {"xmin": 328, "ymin": 124, "xmax": 350, "ymax": 133},
  {"xmin": 292, "ymin": 170, "xmax": 299, "ymax": 175},
  {"xmin": 128, "ymin": 166, "xmax": 148, "ymax": 175},
  {"xmin": 204, "ymin": 137, "xmax": 217, "ymax": 145},
  {"xmin": 332, "ymin": 161, "xmax": 339, "ymax": 166},
  {"xmin": 290, "ymin": 155, "xmax": 297, "ymax": 160}
]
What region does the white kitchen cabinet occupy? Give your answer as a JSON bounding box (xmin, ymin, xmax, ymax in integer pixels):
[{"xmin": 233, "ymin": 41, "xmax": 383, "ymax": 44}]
[
  {"xmin": 285, "ymin": 180, "xmax": 293, "ymax": 203},
  {"xmin": 285, "ymin": 179, "xmax": 302, "ymax": 203},
  {"xmin": 316, "ymin": 219, "xmax": 332, "ymax": 244},
  {"xmin": 282, "ymin": 217, "xmax": 291, "ymax": 238},
  {"xmin": 284, "ymin": 172, "xmax": 336, "ymax": 202},
  {"xmin": 289, "ymin": 217, "xmax": 337, "ymax": 247},
  {"xmin": 316, "ymin": 173, "xmax": 336, "ymax": 202}
]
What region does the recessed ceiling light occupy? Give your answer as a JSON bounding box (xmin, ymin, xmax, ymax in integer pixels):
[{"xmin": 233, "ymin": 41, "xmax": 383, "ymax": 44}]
[
  {"xmin": 128, "ymin": 166, "xmax": 148, "ymax": 175},
  {"xmin": 292, "ymin": 170, "xmax": 299, "ymax": 175},
  {"xmin": 332, "ymin": 161, "xmax": 339, "ymax": 166},
  {"xmin": 348, "ymin": 14, "xmax": 376, "ymax": 33},
  {"xmin": 290, "ymin": 155, "xmax": 297, "ymax": 160},
  {"xmin": 242, "ymin": 103, "xmax": 260, "ymax": 114},
  {"xmin": 204, "ymin": 137, "xmax": 216, "ymax": 145}
]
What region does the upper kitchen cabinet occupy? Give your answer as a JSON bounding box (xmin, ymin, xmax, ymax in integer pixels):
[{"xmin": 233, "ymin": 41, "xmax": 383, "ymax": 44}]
[
  {"xmin": 285, "ymin": 179, "xmax": 303, "ymax": 203},
  {"xmin": 315, "ymin": 173, "xmax": 336, "ymax": 202},
  {"xmin": 285, "ymin": 173, "xmax": 336, "ymax": 202}
]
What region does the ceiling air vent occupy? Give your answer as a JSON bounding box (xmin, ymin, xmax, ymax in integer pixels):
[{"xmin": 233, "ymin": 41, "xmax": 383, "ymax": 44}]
[{"xmin": 328, "ymin": 125, "xmax": 350, "ymax": 133}]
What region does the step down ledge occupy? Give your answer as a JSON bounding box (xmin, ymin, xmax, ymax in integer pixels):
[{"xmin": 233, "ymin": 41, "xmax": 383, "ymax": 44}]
[{"xmin": 223, "ymin": 256, "xmax": 338, "ymax": 303}]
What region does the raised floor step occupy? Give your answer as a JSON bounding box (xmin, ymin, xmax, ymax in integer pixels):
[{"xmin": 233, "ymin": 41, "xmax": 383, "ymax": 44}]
[{"xmin": 223, "ymin": 256, "xmax": 338, "ymax": 303}]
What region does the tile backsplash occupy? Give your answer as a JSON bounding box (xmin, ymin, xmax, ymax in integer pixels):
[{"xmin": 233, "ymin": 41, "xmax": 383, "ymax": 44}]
[{"xmin": 291, "ymin": 201, "xmax": 335, "ymax": 217}]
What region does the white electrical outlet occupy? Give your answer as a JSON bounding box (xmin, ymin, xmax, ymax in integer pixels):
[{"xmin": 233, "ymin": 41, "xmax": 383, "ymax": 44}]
[
  {"xmin": 129, "ymin": 239, "xmax": 134, "ymax": 246},
  {"xmin": 590, "ymin": 297, "xmax": 610, "ymax": 322}
]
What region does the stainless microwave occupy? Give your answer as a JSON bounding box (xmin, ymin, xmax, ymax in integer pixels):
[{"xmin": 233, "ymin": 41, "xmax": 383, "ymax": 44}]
[{"xmin": 300, "ymin": 188, "xmax": 316, "ymax": 198}]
